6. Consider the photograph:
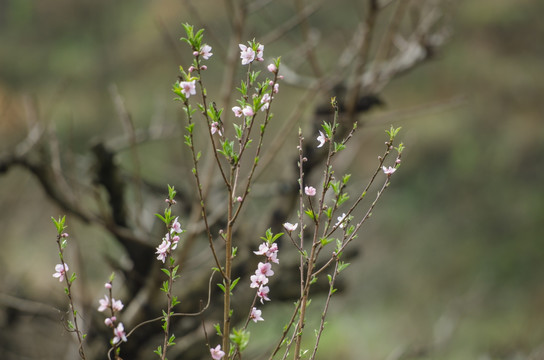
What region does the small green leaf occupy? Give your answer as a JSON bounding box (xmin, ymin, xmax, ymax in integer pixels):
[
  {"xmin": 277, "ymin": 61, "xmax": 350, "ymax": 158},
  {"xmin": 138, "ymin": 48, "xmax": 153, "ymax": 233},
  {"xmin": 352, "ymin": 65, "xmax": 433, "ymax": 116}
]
[
  {"xmin": 155, "ymin": 213, "xmax": 166, "ymax": 223},
  {"xmin": 230, "ymin": 328, "xmax": 250, "ymax": 352},
  {"xmin": 305, "ymin": 208, "xmax": 316, "ymax": 221},
  {"xmin": 161, "ymin": 268, "xmax": 171, "ymax": 277},
  {"xmin": 230, "ymin": 277, "xmax": 240, "ymax": 291},
  {"xmin": 320, "ymin": 237, "xmax": 334, "ymax": 246},
  {"xmin": 214, "ymin": 323, "xmax": 222, "ymax": 336},
  {"xmin": 337, "ymin": 193, "xmax": 350, "ymax": 206},
  {"xmin": 154, "ymin": 346, "xmax": 162, "ymax": 357},
  {"xmin": 338, "ymin": 261, "xmax": 350, "ymax": 273}
]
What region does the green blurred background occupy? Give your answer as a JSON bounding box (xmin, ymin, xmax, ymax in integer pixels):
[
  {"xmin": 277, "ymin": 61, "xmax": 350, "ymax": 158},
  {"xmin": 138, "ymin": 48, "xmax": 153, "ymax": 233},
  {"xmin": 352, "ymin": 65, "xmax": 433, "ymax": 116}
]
[{"xmin": 1, "ymin": 0, "xmax": 543, "ymax": 359}]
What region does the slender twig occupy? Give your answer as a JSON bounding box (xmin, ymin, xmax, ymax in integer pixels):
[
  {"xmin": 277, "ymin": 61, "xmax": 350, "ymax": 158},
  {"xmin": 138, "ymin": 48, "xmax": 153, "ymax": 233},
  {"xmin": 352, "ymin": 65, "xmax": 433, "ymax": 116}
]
[
  {"xmin": 182, "ymin": 99, "xmax": 226, "ymax": 278},
  {"xmin": 309, "ymin": 260, "xmax": 339, "ymax": 360},
  {"xmin": 55, "ymin": 233, "xmax": 87, "ymax": 360}
]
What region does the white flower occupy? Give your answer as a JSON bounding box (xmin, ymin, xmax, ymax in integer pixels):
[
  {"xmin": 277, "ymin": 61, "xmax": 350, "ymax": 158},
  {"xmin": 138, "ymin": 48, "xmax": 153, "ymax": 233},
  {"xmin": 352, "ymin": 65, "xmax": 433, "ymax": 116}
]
[
  {"xmin": 179, "ymin": 80, "xmax": 196, "ymax": 98},
  {"xmin": 382, "ymin": 166, "xmax": 397, "ymax": 176},
  {"xmin": 112, "ymin": 323, "xmax": 127, "ymax": 344},
  {"xmin": 283, "ymin": 222, "xmax": 298, "ymax": 232},
  {"xmin": 200, "ymin": 44, "xmax": 213, "ymax": 59},
  {"xmin": 52, "ymin": 263, "xmax": 69, "ymax": 282},
  {"xmin": 335, "ymin": 213, "xmax": 347, "ymax": 229},
  {"xmin": 250, "ymin": 307, "xmax": 264, "ymax": 322},
  {"xmin": 239, "ymin": 44, "xmax": 255, "ymax": 65},
  {"xmin": 317, "ymin": 131, "xmax": 326, "ymax": 148}
]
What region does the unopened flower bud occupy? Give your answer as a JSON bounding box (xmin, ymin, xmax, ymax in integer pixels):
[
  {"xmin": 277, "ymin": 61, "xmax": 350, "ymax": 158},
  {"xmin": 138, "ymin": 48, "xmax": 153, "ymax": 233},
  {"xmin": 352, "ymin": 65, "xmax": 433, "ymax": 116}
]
[
  {"xmin": 111, "ymin": 316, "xmax": 117, "ymax": 322},
  {"xmin": 193, "ymin": 51, "xmax": 199, "ymax": 57},
  {"xmin": 236, "ymin": 196, "xmax": 243, "ymax": 202},
  {"xmin": 269, "ymin": 80, "xmax": 274, "ymax": 86},
  {"xmin": 200, "ymin": 65, "xmax": 207, "ymax": 70},
  {"xmin": 267, "ymin": 63, "xmax": 277, "ymax": 73},
  {"xmin": 395, "ymin": 158, "xmax": 401, "ymax": 164},
  {"xmin": 105, "ymin": 318, "xmax": 113, "ymax": 326},
  {"xmin": 188, "ymin": 66, "xmax": 196, "ymax": 73},
  {"xmin": 105, "ymin": 283, "xmax": 112, "ymax": 289},
  {"xmin": 279, "ymin": 75, "xmax": 284, "ymax": 80},
  {"xmin": 61, "ymin": 233, "xmax": 69, "ymax": 238},
  {"xmin": 302, "ymin": 157, "xmax": 308, "ymax": 162},
  {"xmin": 389, "ymin": 145, "xmax": 393, "ymax": 150}
]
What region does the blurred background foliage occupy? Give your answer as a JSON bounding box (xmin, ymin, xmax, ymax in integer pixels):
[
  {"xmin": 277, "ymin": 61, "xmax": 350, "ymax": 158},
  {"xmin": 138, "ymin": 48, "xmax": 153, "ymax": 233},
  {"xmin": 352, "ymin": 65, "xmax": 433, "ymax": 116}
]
[{"xmin": 1, "ymin": 0, "xmax": 543, "ymax": 359}]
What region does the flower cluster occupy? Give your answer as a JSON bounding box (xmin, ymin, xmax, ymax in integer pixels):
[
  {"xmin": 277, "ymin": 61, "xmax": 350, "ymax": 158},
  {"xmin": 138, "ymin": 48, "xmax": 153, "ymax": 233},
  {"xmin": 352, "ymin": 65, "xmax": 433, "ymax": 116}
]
[
  {"xmin": 177, "ymin": 42, "xmax": 214, "ymax": 100},
  {"xmin": 156, "ymin": 217, "xmax": 183, "ymax": 263},
  {"xmin": 251, "ymin": 241, "xmax": 279, "ymax": 309},
  {"xmin": 97, "ymin": 280, "xmax": 126, "ymax": 345},
  {"xmin": 52, "ymin": 231, "xmax": 70, "ymax": 282},
  {"xmin": 232, "ymin": 105, "xmax": 254, "ymax": 118},
  {"xmin": 239, "ymin": 42, "xmax": 264, "ymax": 65}
]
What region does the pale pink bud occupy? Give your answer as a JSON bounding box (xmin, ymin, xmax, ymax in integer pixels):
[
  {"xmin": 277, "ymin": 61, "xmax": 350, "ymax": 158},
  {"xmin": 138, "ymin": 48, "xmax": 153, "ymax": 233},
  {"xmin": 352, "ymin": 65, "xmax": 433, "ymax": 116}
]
[
  {"xmin": 304, "ymin": 186, "xmax": 316, "ymax": 196},
  {"xmin": 236, "ymin": 196, "xmax": 243, "ymax": 202},
  {"xmin": 200, "ymin": 65, "xmax": 207, "ymax": 70},
  {"xmin": 104, "ymin": 317, "xmax": 113, "ymax": 326},
  {"xmin": 193, "ymin": 51, "xmax": 199, "ymax": 56},
  {"xmin": 267, "ymin": 63, "xmax": 277, "ymax": 73},
  {"xmin": 105, "ymin": 283, "xmax": 112, "ymax": 289}
]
